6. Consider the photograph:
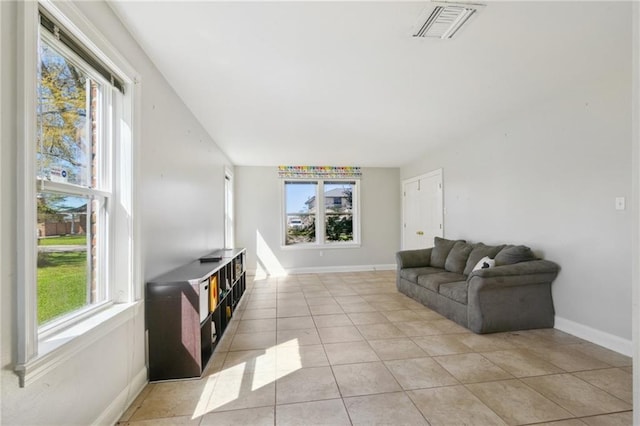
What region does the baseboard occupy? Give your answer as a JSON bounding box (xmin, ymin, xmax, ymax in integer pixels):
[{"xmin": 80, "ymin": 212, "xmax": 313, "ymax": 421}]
[
  {"xmin": 554, "ymin": 316, "xmax": 632, "ymax": 357},
  {"xmin": 93, "ymin": 366, "xmax": 147, "ymax": 426},
  {"xmin": 247, "ymin": 263, "xmax": 396, "ymax": 277},
  {"xmin": 288, "ymin": 263, "xmax": 397, "ymax": 275}
]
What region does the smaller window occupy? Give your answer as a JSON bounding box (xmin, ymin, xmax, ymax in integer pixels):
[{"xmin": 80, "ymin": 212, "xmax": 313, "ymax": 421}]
[
  {"xmin": 283, "ymin": 180, "xmax": 359, "ymax": 247},
  {"xmin": 224, "ymin": 169, "xmax": 234, "ymax": 249}
]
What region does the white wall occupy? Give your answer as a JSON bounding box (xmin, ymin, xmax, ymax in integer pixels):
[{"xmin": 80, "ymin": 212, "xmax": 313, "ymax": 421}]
[
  {"xmin": 1, "ymin": 1, "xmax": 232, "ymax": 424},
  {"xmin": 631, "ymin": 3, "xmax": 640, "ymax": 422},
  {"xmin": 235, "ymin": 166, "xmax": 401, "ymax": 275},
  {"xmin": 401, "ymin": 19, "xmax": 633, "ymax": 352}
]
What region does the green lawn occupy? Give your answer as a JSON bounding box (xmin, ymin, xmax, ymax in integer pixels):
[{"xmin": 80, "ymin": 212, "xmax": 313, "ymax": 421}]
[
  {"xmin": 39, "ymin": 235, "xmax": 87, "ymax": 246},
  {"xmin": 37, "ymin": 251, "xmax": 87, "ymax": 325}
]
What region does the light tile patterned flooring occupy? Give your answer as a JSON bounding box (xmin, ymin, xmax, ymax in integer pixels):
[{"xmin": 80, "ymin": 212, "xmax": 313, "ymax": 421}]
[{"xmin": 119, "ymin": 271, "xmax": 633, "ymax": 425}]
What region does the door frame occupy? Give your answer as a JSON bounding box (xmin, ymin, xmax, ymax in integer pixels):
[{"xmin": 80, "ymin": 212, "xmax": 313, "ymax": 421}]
[{"xmin": 401, "ymin": 168, "xmax": 444, "ymax": 250}]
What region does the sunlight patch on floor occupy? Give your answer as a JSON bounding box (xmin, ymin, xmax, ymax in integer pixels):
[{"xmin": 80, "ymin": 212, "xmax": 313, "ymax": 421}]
[
  {"xmin": 192, "ymin": 373, "xmax": 219, "ymax": 419},
  {"xmin": 194, "ymin": 338, "xmax": 302, "ymax": 416}
]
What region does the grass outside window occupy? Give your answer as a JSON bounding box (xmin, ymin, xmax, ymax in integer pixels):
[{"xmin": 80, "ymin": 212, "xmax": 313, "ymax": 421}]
[
  {"xmin": 37, "ymin": 235, "xmax": 88, "ymax": 325},
  {"xmin": 38, "ymin": 235, "xmax": 87, "ymax": 246}
]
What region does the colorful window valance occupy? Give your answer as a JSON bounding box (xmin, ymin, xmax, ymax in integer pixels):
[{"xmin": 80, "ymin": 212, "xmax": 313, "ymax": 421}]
[{"xmin": 278, "ymin": 166, "xmax": 362, "ymax": 179}]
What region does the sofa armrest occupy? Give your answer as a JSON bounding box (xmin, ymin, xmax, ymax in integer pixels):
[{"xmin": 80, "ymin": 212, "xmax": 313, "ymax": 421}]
[
  {"xmin": 467, "ymin": 260, "xmax": 559, "ymax": 286},
  {"xmin": 396, "ymin": 248, "xmax": 433, "ymax": 269},
  {"xmin": 466, "ymin": 260, "xmax": 559, "ymax": 333}
]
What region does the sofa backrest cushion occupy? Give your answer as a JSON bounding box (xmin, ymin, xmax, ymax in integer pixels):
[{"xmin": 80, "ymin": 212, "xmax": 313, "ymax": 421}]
[
  {"xmin": 444, "ymin": 241, "xmax": 474, "ymax": 274},
  {"xmin": 463, "ymin": 243, "xmax": 505, "ymax": 275},
  {"xmin": 430, "ymin": 237, "xmax": 465, "ymax": 268},
  {"xmin": 495, "ymin": 245, "xmax": 536, "ymax": 266}
]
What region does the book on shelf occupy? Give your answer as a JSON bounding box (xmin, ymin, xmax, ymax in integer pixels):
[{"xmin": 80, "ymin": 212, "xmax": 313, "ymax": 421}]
[{"xmin": 209, "ymin": 275, "xmax": 218, "ymax": 310}]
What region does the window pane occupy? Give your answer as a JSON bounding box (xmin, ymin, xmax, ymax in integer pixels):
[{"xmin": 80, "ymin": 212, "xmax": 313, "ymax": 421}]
[
  {"xmin": 285, "ymin": 181, "xmax": 317, "ymax": 245},
  {"xmin": 37, "ymin": 192, "xmax": 99, "ymax": 325},
  {"xmin": 324, "ymin": 182, "xmax": 354, "ymax": 243},
  {"xmin": 37, "ymin": 39, "xmax": 99, "ymax": 188}
]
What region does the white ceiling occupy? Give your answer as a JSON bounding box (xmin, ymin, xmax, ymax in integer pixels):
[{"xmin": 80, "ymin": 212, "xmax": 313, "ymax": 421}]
[{"xmin": 108, "ymin": 1, "xmax": 628, "ymax": 167}]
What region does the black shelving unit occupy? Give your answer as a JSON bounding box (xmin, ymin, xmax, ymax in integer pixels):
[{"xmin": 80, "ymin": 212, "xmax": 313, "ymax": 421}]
[{"xmin": 146, "ymin": 248, "xmax": 246, "ymax": 381}]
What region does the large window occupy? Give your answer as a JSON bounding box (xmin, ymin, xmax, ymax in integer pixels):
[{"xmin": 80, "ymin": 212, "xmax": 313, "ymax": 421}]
[
  {"xmin": 284, "ymin": 180, "xmax": 359, "ymax": 247},
  {"xmin": 16, "ymin": 2, "xmax": 137, "ymax": 386}
]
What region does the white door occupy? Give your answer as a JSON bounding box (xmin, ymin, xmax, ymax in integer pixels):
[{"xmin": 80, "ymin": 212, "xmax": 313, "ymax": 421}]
[{"xmin": 402, "ymin": 169, "xmax": 443, "ymax": 250}]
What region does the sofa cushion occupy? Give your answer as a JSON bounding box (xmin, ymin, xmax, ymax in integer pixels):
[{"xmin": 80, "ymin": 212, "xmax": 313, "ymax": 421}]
[
  {"xmin": 463, "ymin": 243, "xmax": 505, "ymax": 275},
  {"xmin": 396, "ymin": 248, "xmax": 432, "ymax": 269},
  {"xmin": 430, "ymin": 237, "xmax": 465, "ymax": 268},
  {"xmin": 417, "ymin": 271, "xmax": 466, "ymax": 292},
  {"xmin": 439, "ymin": 281, "xmax": 468, "ymax": 304},
  {"xmin": 400, "ymin": 267, "xmax": 443, "ymax": 283},
  {"xmin": 444, "ymin": 242, "xmax": 474, "ymax": 274},
  {"xmin": 495, "ymin": 245, "xmax": 536, "ymax": 266}
]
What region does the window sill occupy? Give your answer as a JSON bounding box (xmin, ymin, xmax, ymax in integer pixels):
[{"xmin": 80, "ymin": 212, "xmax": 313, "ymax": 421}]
[
  {"xmin": 14, "ymin": 301, "xmax": 142, "ymax": 387},
  {"xmin": 280, "ymin": 243, "xmax": 362, "ymax": 250}
]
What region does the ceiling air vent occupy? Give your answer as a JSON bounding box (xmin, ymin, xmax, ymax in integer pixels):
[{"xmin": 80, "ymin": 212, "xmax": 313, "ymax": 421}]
[{"xmin": 413, "ymin": 2, "xmax": 483, "ymax": 39}]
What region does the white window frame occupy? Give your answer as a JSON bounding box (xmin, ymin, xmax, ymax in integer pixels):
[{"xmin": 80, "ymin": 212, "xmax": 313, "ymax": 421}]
[
  {"xmin": 15, "ymin": 0, "xmax": 141, "ymax": 387},
  {"xmin": 281, "ymin": 179, "xmax": 361, "ymax": 249}
]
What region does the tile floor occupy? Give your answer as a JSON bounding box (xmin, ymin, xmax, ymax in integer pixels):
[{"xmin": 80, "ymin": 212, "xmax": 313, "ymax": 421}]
[{"xmin": 119, "ymin": 271, "xmax": 633, "ymax": 425}]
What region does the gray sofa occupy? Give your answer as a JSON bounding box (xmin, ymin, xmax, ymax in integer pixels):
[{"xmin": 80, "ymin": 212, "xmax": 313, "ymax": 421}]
[{"xmin": 396, "ymin": 237, "xmax": 559, "ymax": 334}]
